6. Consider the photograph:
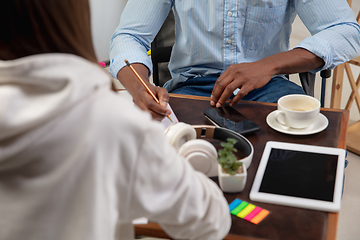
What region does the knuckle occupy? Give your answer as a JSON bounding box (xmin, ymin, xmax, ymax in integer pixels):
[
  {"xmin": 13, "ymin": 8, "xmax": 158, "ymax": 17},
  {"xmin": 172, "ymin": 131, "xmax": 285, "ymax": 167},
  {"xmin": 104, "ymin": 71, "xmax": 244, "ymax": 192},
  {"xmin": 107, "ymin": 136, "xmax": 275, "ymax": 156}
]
[
  {"xmin": 217, "ymin": 80, "xmax": 225, "ymax": 89},
  {"xmin": 225, "ymin": 84, "xmax": 236, "ymax": 93},
  {"xmin": 223, "ymin": 86, "xmax": 236, "ymax": 96},
  {"xmin": 228, "ymin": 65, "xmax": 236, "ymax": 71}
]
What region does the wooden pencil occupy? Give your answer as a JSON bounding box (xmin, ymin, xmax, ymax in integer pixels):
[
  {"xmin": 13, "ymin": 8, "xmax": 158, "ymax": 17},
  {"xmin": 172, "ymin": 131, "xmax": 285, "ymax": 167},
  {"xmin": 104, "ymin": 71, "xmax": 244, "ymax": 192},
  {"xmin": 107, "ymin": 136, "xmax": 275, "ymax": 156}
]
[{"xmin": 124, "ymin": 59, "xmax": 173, "ymax": 122}]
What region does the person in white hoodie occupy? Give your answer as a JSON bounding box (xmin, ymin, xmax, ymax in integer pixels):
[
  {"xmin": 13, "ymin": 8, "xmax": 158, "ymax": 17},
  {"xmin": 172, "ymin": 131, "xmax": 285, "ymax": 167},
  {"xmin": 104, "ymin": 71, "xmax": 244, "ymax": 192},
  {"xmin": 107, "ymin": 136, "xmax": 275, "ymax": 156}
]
[{"xmin": 0, "ymin": 1, "xmax": 231, "ymax": 239}]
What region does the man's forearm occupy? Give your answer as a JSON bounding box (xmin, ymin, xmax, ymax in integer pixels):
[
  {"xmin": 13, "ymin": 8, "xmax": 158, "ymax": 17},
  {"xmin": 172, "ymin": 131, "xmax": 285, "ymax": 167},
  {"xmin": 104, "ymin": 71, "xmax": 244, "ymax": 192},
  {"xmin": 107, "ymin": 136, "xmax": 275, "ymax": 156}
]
[
  {"xmin": 116, "ymin": 63, "xmax": 150, "ymax": 97},
  {"xmin": 259, "ymin": 48, "xmax": 325, "ymax": 77}
]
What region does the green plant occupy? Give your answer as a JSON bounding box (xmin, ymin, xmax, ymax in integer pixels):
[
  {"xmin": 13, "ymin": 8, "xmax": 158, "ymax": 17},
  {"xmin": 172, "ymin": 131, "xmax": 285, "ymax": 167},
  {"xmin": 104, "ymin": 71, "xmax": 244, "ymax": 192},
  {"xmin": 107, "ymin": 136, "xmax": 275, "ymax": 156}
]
[{"xmin": 217, "ymin": 138, "xmax": 243, "ymax": 175}]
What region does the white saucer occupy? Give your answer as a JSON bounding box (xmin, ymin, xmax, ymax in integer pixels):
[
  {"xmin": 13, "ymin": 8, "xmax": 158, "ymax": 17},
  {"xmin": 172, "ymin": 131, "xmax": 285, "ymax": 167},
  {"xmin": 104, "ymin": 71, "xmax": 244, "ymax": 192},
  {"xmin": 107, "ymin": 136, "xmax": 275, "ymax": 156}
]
[{"xmin": 266, "ymin": 110, "xmax": 329, "ymax": 135}]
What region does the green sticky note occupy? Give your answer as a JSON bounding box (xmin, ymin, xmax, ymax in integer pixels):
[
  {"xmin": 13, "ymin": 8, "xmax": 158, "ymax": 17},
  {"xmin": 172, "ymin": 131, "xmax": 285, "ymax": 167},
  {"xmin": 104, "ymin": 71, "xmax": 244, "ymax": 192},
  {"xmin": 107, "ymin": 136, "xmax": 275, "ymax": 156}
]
[{"xmin": 231, "ymin": 201, "xmax": 248, "ymax": 215}]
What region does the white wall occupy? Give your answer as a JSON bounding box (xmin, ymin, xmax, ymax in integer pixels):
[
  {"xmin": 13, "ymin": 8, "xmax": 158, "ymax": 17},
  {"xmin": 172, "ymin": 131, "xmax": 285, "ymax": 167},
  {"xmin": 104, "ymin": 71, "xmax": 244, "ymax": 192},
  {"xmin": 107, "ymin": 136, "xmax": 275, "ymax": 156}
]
[{"xmin": 89, "ymin": 0, "xmax": 128, "ymax": 62}]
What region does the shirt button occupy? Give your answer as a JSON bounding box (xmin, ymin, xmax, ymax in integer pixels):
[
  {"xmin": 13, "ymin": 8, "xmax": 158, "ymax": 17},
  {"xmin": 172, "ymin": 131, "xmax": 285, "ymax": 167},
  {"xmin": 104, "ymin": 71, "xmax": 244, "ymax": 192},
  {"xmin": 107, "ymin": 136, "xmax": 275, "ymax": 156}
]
[
  {"xmin": 227, "ymin": 39, "xmax": 232, "ymax": 44},
  {"xmin": 228, "ymin": 11, "xmax": 233, "ymax": 17}
]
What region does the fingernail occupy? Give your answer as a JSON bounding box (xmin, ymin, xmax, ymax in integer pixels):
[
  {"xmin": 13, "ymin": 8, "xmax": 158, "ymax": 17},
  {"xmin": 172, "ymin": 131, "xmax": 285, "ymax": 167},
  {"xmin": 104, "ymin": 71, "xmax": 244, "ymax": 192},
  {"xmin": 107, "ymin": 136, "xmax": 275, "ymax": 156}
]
[
  {"xmin": 216, "ymin": 103, "xmax": 222, "ymax": 108},
  {"xmin": 210, "ymin": 100, "xmax": 215, "ymax": 106},
  {"xmin": 161, "ymin": 101, "xmax": 168, "ymax": 107}
]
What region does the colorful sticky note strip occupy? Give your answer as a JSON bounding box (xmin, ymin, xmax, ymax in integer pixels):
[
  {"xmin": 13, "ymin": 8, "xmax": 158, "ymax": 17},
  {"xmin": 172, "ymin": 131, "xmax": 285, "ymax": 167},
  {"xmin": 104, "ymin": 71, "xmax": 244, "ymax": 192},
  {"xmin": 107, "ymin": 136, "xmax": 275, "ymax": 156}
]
[
  {"xmin": 244, "ymin": 206, "xmax": 262, "ymax": 221},
  {"xmin": 229, "ymin": 198, "xmax": 270, "ymax": 224},
  {"xmin": 230, "ymin": 201, "xmax": 248, "ymax": 215},
  {"xmin": 250, "ymin": 209, "xmax": 270, "ymax": 224},
  {"xmin": 237, "ymin": 204, "xmax": 256, "ymax": 218},
  {"xmin": 229, "ymin": 198, "xmax": 242, "ymax": 211}
]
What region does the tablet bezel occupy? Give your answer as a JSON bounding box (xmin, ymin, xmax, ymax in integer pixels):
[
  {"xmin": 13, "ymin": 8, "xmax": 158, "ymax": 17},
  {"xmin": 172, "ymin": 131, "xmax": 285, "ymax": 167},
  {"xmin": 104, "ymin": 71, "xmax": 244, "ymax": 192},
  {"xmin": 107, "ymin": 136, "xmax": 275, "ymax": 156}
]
[{"xmin": 250, "ymin": 141, "xmax": 346, "ymax": 212}]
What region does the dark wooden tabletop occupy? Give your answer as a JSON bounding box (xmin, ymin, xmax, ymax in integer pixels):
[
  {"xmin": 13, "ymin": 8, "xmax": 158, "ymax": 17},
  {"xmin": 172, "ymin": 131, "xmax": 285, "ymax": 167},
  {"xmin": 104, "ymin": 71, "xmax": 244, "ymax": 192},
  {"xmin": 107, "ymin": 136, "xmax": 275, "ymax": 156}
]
[{"xmin": 135, "ymin": 94, "xmax": 350, "ymax": 240}]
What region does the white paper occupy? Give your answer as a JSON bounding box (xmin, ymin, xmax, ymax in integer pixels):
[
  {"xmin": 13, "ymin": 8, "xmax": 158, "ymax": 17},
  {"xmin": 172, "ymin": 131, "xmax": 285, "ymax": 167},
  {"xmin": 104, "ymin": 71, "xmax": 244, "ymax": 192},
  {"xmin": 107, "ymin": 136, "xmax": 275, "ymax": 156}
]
[
  {"xmin": 132, "ymin": 217, "xmax": 149, "ymax": 225},
  {"xmin": 161, "ymin": 103, "xmax": 179, "ymax": 128}
]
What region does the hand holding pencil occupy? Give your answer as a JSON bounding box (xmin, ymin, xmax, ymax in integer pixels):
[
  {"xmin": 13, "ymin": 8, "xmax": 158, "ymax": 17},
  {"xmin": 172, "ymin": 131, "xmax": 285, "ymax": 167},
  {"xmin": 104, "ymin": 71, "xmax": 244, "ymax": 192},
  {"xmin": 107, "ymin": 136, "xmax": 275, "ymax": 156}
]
[{"xmin": 124, "ymin": 60, "xmax": 173, "ymax": 122}]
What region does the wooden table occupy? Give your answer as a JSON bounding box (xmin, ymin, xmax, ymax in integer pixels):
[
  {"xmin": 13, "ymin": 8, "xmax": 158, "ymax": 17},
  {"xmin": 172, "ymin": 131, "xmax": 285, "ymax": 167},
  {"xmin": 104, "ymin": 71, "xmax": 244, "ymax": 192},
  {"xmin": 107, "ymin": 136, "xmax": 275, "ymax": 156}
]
[{"xmin": 135, "ymin": 94, "xmax": 350, "ymax": 240}]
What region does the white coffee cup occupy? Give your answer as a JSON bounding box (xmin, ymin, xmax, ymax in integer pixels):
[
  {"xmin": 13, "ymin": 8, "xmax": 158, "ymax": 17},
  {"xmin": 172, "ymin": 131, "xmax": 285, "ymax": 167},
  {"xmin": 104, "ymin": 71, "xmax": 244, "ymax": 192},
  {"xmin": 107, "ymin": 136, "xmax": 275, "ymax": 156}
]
[{"xmin": 275, "ymin": 94, "xmax": 320, "ymax": 129}]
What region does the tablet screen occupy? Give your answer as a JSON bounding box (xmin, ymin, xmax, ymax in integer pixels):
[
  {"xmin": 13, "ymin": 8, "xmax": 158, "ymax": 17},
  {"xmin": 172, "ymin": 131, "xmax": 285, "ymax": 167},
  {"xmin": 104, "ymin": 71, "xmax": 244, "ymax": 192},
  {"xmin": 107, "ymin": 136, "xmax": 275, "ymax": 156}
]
[{"xmin": 259, "ymin": 148, "xmax": 338, "ymax": 202}]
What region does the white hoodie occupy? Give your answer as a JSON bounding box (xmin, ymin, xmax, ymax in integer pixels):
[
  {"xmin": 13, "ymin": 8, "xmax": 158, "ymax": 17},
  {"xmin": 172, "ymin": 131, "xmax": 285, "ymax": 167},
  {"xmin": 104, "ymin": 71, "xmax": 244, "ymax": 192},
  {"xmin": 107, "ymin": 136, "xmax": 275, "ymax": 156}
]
[{"xmin": 0, "ymin": 54, "xmax": 231, "ymax": 240}]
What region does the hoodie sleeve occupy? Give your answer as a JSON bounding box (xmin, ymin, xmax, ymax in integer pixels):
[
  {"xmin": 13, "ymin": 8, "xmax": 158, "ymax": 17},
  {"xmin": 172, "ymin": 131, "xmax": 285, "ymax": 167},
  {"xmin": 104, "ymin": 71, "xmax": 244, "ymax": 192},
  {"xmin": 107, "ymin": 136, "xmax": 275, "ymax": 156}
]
[{"xmin": 126, "ymin": 120, "xmax": 231, "ymax": 240}]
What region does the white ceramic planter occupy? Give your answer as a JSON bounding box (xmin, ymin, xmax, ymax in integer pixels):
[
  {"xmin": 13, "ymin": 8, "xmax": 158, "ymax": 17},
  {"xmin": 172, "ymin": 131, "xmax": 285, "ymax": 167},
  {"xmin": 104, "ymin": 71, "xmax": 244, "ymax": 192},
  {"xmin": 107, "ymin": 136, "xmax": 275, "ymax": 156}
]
[{"xmin": 218, "ymin": 164, "xmax": 247, "ymax": 193}]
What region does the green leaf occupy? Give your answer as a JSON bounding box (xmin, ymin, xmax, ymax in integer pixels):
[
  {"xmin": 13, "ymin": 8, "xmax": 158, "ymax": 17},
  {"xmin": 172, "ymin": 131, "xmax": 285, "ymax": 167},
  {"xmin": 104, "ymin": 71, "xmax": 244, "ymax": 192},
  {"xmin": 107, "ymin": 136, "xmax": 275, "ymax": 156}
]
[
  {"xmin": 217, "ymin": 138, "xmax": 242, "ymax": 173},
  {"xmin": 227, "ymin": 138, "xmax": 237, "ymax": 145}
]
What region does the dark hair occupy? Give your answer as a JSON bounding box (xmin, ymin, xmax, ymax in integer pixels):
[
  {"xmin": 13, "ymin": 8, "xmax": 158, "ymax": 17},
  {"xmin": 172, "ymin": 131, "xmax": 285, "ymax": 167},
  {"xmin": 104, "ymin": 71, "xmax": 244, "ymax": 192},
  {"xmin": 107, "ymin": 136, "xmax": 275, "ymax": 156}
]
[{"xmin": 0, "ymin": 0, "xmax": 97, "ymax": 62}]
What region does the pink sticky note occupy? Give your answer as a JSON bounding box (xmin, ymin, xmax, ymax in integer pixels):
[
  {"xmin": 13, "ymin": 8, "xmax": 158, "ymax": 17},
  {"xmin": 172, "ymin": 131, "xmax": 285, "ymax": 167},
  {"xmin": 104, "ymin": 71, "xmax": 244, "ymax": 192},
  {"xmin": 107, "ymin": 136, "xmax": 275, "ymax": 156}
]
[{"xmin": 244, "ymin": 206, "xmax": 262, "ymax": 221}]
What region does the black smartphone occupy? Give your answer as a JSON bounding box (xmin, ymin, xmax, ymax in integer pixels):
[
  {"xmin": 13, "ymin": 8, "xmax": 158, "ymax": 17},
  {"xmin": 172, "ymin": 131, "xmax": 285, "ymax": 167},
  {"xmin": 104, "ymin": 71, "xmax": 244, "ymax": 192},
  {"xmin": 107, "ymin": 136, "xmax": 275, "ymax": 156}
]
[{"xmin": 204, "ymin": 106, "xmax": 260, "ymax": 135}]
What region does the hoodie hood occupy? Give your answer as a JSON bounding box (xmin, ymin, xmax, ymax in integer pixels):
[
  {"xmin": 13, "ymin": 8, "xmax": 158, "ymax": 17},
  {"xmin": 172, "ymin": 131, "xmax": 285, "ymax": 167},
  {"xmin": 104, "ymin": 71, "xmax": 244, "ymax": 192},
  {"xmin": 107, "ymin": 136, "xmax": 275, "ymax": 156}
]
[{"xmin": 0, "ymin": 53, "xmax": 111, "ymax": 141}]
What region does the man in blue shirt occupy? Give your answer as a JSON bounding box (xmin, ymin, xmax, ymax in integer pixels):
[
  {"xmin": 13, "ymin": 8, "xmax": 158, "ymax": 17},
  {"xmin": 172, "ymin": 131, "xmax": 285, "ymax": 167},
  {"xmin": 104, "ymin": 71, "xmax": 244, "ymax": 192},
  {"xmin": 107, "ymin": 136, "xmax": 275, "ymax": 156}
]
[{"xmin": 110, "ymin": 0, "xmax": 360, "ymax": 121}]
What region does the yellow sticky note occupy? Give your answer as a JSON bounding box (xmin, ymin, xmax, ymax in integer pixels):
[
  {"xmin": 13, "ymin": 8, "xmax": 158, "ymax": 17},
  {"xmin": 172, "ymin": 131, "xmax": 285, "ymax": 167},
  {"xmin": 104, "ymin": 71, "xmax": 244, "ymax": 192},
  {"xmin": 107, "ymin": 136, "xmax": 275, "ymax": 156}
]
[{"xmin": 237, "ymin": 204, "xmax": 256, "ymax": 219}]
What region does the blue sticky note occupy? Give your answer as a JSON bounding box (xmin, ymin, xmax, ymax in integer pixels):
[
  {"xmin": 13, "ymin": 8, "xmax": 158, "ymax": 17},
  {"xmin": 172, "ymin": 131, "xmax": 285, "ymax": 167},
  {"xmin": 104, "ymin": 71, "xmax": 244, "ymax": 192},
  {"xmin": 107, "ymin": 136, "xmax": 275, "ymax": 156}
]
[{"xmin": 229, "ymin": 198, "xmax": 242, "ymax": 211}]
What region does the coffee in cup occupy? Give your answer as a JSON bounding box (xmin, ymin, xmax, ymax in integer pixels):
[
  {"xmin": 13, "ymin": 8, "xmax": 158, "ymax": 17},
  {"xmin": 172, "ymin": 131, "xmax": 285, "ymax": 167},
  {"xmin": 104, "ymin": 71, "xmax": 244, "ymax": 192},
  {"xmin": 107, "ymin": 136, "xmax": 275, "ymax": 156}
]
[{"xmin": 275, "ymin": 94, "xmax": 320, "ymax": 129}]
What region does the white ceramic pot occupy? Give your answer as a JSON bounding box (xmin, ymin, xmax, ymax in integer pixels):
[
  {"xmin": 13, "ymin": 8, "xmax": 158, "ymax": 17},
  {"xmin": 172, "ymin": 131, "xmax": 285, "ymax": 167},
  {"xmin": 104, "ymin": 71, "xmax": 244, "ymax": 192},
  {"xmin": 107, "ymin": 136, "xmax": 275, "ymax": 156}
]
[{"xmin": 218, "ymin": 164, "xmax": 247, "ymax": 193}]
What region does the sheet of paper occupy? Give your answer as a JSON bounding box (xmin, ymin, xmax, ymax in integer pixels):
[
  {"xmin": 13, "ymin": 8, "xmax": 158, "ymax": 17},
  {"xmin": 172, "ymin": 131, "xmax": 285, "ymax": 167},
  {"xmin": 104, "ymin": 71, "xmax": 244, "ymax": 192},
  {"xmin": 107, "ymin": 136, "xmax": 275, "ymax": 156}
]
[
  {"xmin": 161, "ymin": 103, "xmax": 179, "ymax": 128},
  {"xmin": 132, "ymin": 217, "xmax": 148, "ymax": 225}
]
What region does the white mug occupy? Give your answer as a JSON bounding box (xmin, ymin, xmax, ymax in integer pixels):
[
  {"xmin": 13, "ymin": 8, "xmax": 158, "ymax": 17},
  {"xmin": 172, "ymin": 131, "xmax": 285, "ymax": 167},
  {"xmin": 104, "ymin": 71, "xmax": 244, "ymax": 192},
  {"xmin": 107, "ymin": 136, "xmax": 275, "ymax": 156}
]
[{"xmin": 275, "ymin": 94, "xmax": 320, "ymax": 129}]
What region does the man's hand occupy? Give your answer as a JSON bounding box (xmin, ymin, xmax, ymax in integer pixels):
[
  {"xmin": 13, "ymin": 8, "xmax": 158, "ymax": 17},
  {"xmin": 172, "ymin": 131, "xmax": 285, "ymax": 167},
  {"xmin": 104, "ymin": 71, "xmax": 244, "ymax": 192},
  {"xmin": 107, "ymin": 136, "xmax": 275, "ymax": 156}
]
[
  {"xmin": 117, "ymin": 63, "xmax": 171, "ymax": 121},
  {"xmin": 210, "ymin": 48, "xmax": 325, "ymax": 107},
  {"xmin": 210, "ymin": 61, "xmax": 274, "ymax": 107},
  {"xmin": 132, "ymin": 83, "xmax": 171, "ymax": 121}
]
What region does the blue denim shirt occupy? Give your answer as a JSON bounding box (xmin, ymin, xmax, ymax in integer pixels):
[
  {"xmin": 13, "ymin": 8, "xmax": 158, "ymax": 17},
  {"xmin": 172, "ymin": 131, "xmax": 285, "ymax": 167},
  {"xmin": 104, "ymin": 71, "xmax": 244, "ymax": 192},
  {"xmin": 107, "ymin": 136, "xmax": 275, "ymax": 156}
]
[{"xmin": 110, "ymin": 0, "xmax": 360, "ymax": 92}]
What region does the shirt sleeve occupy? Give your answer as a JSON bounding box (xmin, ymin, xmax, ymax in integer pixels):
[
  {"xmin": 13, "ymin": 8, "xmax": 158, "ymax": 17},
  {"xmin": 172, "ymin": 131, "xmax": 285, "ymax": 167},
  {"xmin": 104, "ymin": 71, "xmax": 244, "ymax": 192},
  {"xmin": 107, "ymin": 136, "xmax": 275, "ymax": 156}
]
[
  {"xmin": 127, "ymin": 121, "xmax": 231, "ymax": 240},
  {"xmin": 294, "ymin": 0, "xmax": 360, "ymax": 72},
  {"xmin": 109, "ymin": 0, "xmax": 173, "ymax": 79}
]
